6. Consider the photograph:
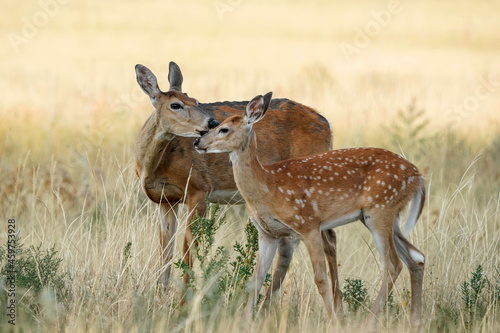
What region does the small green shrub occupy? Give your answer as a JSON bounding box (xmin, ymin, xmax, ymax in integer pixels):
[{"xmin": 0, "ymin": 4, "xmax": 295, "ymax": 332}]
[
  {"xmin": 461, "ymin": 265, "xmax": 490, "ymax": 326},
  {"xmin": 228, "ymin": 222, "xmax": 259, "ymax": 292},
  {"xmin": 342, "ymin": 278, "xmax": 370, "ymax": 314},
  {"xmin": 0, "ymin": 236, "xmax": 69, "ymax": 300},
  {"xmin": 0, "ymin": 234, "xmax": 70, "ymax": 320},
  {"xmin": 383, "ymin": 98, "xmax": 432, "ymax": 162},
  {"xmin": 175, "ymin": 203, "xmax": 261, "ymax": 308}
]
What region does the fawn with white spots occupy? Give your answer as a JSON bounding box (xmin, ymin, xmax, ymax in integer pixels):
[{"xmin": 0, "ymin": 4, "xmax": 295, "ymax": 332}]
[{"xmin": 194, "ymin": 92, "xmax": 426, "ymax": 329}]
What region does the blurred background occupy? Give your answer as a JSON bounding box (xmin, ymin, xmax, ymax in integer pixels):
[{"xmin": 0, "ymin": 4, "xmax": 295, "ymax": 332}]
[
  {"xmin": 2, "ymin": 0, "xmax": 499, "ymax": 157},
  {"xmin": 1, "ymin": 0, "xmax": 500, "ymax": 331}
]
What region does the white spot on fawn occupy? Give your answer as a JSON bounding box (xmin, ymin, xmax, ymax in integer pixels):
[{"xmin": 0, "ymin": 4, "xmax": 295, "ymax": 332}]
[{"xmin": 312, "ymin": 200, "xmax": 319, "ymax": 213}]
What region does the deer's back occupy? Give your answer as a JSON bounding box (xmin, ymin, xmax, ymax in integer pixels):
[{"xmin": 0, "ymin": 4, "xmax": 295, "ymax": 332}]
[{"xmin": 147, "ymin": 99, "xmax": 332, "ymax": 203}]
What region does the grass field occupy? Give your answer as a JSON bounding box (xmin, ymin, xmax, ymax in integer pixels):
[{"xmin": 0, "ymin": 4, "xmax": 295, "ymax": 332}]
[{"xmin": 1, "ymin": 0, "xmax": 500, "ymax": 331}]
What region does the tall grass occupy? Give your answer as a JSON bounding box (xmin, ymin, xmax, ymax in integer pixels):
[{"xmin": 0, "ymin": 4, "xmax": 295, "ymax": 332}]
[{"xmin": 1, "ymin": 115, "xmax": 499, "ymax": 332}]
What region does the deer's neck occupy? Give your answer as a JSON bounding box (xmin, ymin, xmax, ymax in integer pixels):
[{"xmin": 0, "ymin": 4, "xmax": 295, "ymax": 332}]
[
  {"xmin": 229, "ymin": 131, "xmax": 271, "ymax": 205},
  {"xmin": 135, "ymin": 111, "xmax": 175, "ymax": 181}
]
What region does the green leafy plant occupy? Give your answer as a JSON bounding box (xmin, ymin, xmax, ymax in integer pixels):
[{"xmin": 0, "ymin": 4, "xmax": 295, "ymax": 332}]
[
  {"xmin": 461, "ymin": 265, "xmax": 490, "ymax": 326},
  {"xmin": 384, "ymin": 290, "xmax": 410, "ymax": 317},
  {"xmin": 175, "ymin": 203, "xmax": 261, "ymax": 307},
  {"xmin": 342, "ymin": 278, "xmax": 370, "ymax": 314},
  {"xmin": 0, "ymin": 234, "xmax": 70, "ymax": 316},
  {"xmin": 0, "ymin": 237, "xmax": 68, "ymax": 298},
  {"xmin": 228, "ymin": 222, "xmax": 259, "ymax": 291},
  {"xmin": 122, "ymin": 241, "xmax": 132, "ymax": 266},
  {"xmin": 383, "ymin": 98, "xmax": 431, "ymax": 161}
]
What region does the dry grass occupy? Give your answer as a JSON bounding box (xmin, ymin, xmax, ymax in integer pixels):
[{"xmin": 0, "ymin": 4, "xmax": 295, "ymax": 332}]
[{"xmin": 1, "ymin": 0, "xmax": 500, "ymax": 331}]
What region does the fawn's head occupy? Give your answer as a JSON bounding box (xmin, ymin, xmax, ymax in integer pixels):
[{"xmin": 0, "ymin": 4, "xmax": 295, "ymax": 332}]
[
  {"xmin": 135, "ymin": 62, "xmax": 219, "ymax": 137},
  {"xmin": 194, "ymin": 92, "xmax": 272, "ymax": 153}
]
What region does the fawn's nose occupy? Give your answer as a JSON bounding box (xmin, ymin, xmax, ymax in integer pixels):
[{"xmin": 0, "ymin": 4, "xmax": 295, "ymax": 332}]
[
  {"xmin": 194, "ymin": 137, "xmax": 200, "ymax": 147},
  {"xmin": 208, "ymin": 118, "xmax": 220, "ymax": 129}
]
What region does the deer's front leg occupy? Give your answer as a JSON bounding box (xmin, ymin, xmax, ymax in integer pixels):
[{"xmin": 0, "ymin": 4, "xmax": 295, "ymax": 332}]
[
  {"xmin": 262, "ymin": 236, "xmax": 299, "ymax": 309},
  {"xmin": 159, "ymin": 203, "xmax": 179, "ymax": 289},
  {"xmin": 182, "ymin": 193, "xmax": 207, "ymax": 287},
  {"xmin": 245, "ymin": 219, "xmax": 279, "ymax": 320}
]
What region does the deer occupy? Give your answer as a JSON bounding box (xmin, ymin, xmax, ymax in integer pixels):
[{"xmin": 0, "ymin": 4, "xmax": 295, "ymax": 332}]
[
  {"xmin": 194, "ymin": 92, "xmax": 426, "ymax": 329},
  {"xmin": 134, "ymin": 63, "xmax": 340, "ymax": 310}
]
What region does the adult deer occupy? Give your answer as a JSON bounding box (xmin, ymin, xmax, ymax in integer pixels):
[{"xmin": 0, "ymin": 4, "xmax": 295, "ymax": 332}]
[
  {"xmin": 134, "ymin": 63, "xmax": 336, "ymax": 305},
  {"xmin": 194, "ymin": 92, "xmax": 426, "ymax": 329}
]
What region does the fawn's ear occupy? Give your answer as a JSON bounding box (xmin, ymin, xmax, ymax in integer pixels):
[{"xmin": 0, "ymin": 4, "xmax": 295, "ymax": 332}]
[
  {"xmin": 245, "ymin": 92, "xmax": 273, "ymax": 125},
  {"xmin": 135, "ymin": 64, "xmax": 161, "ymax": 103},
  {"xmin": 168, "ymin": 61, "xmax": 183, "ymax": 92}
]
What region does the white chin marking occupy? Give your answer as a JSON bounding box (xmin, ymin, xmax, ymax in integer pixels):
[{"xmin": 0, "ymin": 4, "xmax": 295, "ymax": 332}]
[
  {"xmin": 410, "ymin": 249, "xmax": 425, "ymax": 264},
  {"xmin": 178, "ymin": 132, "xmax": 200, "ymax": 138},
  {"xmin": 207, "ymin": 149, "xmax": 227, "ymax": 153}
]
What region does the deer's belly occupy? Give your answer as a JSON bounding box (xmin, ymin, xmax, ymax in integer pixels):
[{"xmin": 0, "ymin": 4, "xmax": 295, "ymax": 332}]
[
  {"xmin": 252, "ymin": 214, "xmax": 299, "ymax": 238},
  {"xmin": 207, "ymin": 190, "xmax": 244, "ymax": 204}
]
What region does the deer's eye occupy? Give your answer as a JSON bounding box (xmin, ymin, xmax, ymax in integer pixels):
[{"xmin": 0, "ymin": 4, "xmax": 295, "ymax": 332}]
[
  {"xmin": 219, "ymin": 128, "xmax": 229, "ymax": 134},
  {"xmin": 170, "ymin": 103, "xmax": 183, "ymax": 110}
]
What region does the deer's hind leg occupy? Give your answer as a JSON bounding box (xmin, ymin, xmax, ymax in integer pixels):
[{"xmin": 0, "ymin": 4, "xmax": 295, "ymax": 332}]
[
  {"xmin": 393, "ymin": 219, "xmax": 424, "ymax": 330},
  {"xmin": 322, "ymin": 229, "xmax": 345, "ymax": 320},
  {"xmin": 363, "ymin": 208, "xmax": 403, "ymax": 328}
]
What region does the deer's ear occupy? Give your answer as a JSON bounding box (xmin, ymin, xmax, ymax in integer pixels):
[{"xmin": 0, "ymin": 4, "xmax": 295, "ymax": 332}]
[
  {"xmin": 135, "ymin": 64, "xmax": 161, "ymax": 103},
  {"xmin": 245, "ymin": 92, "xmax": 273, "ymax": 125},
  {"xmin": 168, "ymin": 61, "xmax": 183, "ymax": 92}
]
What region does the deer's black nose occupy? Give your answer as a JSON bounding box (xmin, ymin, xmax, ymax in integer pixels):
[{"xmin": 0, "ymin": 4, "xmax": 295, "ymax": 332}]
[
  {"xmin": 194, "ymin": 137, "xmax": 200, "ymax": 146},
  {"xmin": 208, "ymin": 119, "xmax": 220, "ymax": 129}
]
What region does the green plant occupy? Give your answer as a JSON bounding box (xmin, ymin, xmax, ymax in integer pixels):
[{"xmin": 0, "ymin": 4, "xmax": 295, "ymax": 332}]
[
  {"xmin": 495, "ymin": 268, "xmax": 500, "ymax": 304},
  {"xmin": 461, "ymin": 265, "xmax": 491, "ymax": 328},
  {"xmin": 383, "ymin": 98, "xmax": 431, "ymax": 161},
  {"xmin": 384, "ymin": 290, "xmax": 410, "ymax": 317},
  {"xmin": 228, "ymin": 222, "xmax": 259, "ymax": 292},
  {"xmin": 342, "ymin": 278, "xmax": 370, "ymax": 314},
  {"xmin": 0, "ymin": 237, "xmax": 68, "ymax": 299},
  {"xmin": 0, "ymin": 234, "xmax": 70, "ymax": 319},
  {"xmin": 122, "ymin": 241, "xmax": 132, "ymax": 266},
  {"xmin": 175, "ymin": 203, "xmax": 261, "ymax": 308}
]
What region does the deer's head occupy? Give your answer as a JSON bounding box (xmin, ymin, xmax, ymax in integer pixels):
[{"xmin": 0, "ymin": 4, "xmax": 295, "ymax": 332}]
[
  {"xmin": 135, "ymin": 62, "xmax": 219, "ymax": 137},
  {"xmin": 194, "ymin": 92, "xmax": 272, "ymax": 153}
]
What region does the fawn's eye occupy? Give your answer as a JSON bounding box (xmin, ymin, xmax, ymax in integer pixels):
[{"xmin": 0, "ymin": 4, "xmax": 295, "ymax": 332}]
[
  {"xmin": 219, "ymin": 128, "xmax": 229, "ymax": 134},
  {"xmin": 170, "ymin": 103, "xmax": 183, "ymax": 110}
]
